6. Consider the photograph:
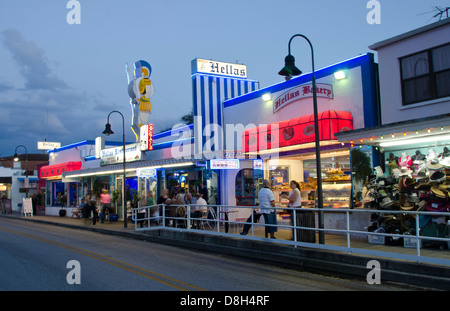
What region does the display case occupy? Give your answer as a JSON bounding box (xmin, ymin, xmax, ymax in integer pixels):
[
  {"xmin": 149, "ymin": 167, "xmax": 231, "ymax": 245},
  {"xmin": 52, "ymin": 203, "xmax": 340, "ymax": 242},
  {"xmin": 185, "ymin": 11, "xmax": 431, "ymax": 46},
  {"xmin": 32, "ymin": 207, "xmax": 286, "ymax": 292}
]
[{"xmin": 317, "ymin": 181, "xmax": 352, "ymax": 209}]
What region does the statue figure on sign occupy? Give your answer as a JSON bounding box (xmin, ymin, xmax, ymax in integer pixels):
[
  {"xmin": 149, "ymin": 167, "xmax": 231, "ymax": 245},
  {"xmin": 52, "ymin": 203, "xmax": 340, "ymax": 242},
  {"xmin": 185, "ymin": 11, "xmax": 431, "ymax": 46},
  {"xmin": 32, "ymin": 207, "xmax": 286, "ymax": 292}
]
[{"xmin": 126, "ymin": 60, "xmax": 154, "ymax": 141}]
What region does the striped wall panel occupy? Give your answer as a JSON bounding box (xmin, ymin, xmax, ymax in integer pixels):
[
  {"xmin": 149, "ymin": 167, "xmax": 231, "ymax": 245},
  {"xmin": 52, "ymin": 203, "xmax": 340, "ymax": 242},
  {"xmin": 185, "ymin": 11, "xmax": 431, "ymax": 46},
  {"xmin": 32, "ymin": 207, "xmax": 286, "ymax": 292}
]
[{"xmin": 192, "ymin": 74, "xmax": 259, "ymax": 155}]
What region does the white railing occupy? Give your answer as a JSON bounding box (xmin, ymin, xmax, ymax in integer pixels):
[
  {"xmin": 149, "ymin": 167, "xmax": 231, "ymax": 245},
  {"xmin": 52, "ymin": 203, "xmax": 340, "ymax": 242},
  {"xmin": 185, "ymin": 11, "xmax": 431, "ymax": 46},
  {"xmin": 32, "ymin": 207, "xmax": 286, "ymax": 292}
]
[{"xmin": 131, "ymin": 204, "xmax": 450, "ymax": 266}]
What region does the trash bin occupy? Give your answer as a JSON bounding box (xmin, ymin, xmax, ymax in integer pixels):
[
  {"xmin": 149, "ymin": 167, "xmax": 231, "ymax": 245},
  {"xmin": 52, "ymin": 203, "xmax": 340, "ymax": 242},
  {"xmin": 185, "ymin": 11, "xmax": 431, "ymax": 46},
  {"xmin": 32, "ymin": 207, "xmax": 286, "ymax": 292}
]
[{"xmin": 295, "ymin": 210, "xmax": 316, "ymax": 243}]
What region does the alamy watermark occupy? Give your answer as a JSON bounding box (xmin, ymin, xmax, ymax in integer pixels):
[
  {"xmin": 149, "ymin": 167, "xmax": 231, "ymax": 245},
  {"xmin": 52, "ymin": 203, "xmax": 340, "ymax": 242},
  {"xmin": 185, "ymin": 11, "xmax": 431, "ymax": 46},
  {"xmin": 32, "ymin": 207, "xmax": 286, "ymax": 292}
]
[
  {"xmin": 66, "ymin": 260, "xmax": 81, "ymax": 285},
  {"xmin": 366, "ymin": 0, "xmax": 381, "ymax": 24},
  {"xmin": 366, "ymin": 260, "xmax": 381, "ymax": 284},
  {"xmin": 66, "ymin": 0, "xmax": 81, "ymax": 25}
]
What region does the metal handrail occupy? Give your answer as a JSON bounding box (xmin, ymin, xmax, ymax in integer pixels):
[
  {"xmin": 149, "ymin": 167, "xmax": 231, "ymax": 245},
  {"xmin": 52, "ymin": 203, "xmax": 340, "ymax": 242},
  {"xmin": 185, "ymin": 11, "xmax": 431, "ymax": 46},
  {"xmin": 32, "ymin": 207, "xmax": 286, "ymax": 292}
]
[{"xmin": 131, "ymin": 204, "xmax": 450, "ymax": 266}]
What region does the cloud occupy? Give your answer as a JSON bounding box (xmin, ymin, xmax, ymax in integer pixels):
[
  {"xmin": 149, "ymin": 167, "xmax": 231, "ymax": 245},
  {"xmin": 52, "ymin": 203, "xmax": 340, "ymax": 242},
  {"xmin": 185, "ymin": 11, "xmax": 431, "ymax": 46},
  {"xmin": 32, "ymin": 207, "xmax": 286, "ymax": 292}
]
[
  {"xmin": 0, "ymin": 29, "xmax": 107, "ymax": 154},
  {"xmin": 1, "ymin": 28, "xmax": 67, "ymax": 91}
]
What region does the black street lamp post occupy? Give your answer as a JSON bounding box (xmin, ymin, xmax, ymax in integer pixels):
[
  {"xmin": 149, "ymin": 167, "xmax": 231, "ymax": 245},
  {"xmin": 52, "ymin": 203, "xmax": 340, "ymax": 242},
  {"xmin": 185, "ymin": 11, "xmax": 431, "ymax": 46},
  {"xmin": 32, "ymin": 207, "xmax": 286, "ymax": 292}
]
[
  {"xmin": 103, "ymin": 111, "xmax": 127, "ymax": 228},
  {"xmin": 14, "ymin": 145, "xmax": 29, "ymax": 198},
  {"xmin": 278, "ymin": 34, "xmax": 324, "ymax": 244}
]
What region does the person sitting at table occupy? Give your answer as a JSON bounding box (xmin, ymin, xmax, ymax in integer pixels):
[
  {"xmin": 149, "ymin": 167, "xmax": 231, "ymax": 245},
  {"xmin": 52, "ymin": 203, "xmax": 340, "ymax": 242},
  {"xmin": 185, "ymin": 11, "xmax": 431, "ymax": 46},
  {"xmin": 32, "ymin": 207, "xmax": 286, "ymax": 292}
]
[
  {"xmin": 191, "ymin": 192, "xmax": 207, "ymax": 229},
  {"xmin": 72, "ymin": 198, "xmax": 86, "ymax": 219}
]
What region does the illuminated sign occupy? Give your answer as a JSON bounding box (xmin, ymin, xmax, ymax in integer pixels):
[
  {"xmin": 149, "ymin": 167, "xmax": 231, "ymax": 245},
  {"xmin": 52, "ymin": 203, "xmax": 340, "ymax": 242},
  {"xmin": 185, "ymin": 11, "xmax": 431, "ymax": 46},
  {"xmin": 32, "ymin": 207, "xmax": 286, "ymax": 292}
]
[
  {"xmin": 253, "ymin": 159, "xmax": 263, "ymax": 170},
  {"xmin": 100, "ymin": 143, "xmax": 142, "ymax": 166},
  {"xmin": 210, "ymin": 159, "xmax": 240, "ymax": 170},
  {"xmin": 126, "ymin": 60, "xmax": 154, "ymax": 141},
  {"xmin": 137, "ymin": 168, "xmax": 157, "ymax": 178},
  {"xmin": 37, "ymin": 141, "xmax": 61, "ymax": 150},
  {"xmin": 140, "ymin": 124, "xmax": 154, "ymax": 151},
  {"xmin": 273, "ymin": 83, "xmax": 333, "ymax": 114},
  {"xmin": 192, "ymin": 59, "xmax": 247, "ymax": 78}
]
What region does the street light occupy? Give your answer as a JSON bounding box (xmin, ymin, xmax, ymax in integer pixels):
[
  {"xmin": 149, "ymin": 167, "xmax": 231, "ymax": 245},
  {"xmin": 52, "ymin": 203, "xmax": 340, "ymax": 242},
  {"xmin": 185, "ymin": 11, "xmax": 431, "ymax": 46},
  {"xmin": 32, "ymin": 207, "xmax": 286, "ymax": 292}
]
[
  {"xmin": 14, "ymin": 145, "xmax": 29, "ymax": 198},
  {"xmin": 278, "ymin": 34, "xmax": 324, "ymax": 244},
  {"xmin": 103, "ymin": 110, "xmax": 127, "ymax": 228}
]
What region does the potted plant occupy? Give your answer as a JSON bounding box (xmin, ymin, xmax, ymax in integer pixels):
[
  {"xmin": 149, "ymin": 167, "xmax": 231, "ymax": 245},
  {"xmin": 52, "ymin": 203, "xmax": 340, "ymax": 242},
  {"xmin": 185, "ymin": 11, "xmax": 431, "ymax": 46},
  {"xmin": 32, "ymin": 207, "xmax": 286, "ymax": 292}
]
[
  {"xmin": 110, "ymin": 189, "xmax": 121, "ymax": 222},
  {"xmin": 58, "ymin": 193, "xmax": 67, "ymax": 217},
  {"xmin": 351, "ymin": 148, "xmax": 372, "ymax": 207}
]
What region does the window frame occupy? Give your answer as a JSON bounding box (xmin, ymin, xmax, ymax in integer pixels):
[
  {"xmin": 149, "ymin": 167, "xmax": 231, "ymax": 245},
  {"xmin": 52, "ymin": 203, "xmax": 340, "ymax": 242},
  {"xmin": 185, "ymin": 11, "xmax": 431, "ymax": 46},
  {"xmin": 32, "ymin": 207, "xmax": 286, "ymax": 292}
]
[{"xmin": 400, "ymin": 43, "xmax": 450, "ymax": 106}]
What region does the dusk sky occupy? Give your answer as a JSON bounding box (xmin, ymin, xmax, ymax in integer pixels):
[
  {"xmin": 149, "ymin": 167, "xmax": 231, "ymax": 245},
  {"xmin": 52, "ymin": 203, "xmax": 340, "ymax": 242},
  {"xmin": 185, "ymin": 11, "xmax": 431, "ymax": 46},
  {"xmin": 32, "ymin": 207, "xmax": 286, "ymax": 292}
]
[{"xmin": 0, "ymin": 0, "xmax": 448, "ymax": 155}]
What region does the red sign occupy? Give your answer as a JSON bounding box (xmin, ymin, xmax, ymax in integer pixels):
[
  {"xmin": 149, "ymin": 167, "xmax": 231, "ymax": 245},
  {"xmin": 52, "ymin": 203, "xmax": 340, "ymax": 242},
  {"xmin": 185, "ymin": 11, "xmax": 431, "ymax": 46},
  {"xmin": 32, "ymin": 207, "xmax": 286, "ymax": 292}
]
[
  {"xmin": 40, "ymin": 161, "xmax": 82, "ymax": 179},
  {"xmin": 242, "ymin": 110, "xmax": 353, "ymax": 153},
  {"xmin": 148, "ymin": 124, "xmax": 153, "ymax": 151}
]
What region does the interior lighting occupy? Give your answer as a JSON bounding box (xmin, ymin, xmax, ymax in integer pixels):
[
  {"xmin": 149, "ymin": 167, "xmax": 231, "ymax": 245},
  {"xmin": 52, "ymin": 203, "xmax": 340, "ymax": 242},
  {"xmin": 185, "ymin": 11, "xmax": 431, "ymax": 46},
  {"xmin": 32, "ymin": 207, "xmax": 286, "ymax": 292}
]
[
  {"xmin": 428, "ymin": 129, "xmax": 431, "ymax": 133},
  {"xmin": 379, "ymin": 134, "xmax": 450, "ymax": 147},
  {"xmin": 380, "ymin": 136, "xmax": 384, "ymax": 140},
  {"xmin": 334, "ymin": 70, "xmax": 346, "ymax": 80}
]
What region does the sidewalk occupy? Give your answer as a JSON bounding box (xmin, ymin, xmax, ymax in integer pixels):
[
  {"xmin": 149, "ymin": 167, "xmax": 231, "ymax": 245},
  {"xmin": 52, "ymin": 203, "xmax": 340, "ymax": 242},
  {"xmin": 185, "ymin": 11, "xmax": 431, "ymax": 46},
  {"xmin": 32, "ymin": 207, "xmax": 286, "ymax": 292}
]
[{"xmin": 2, "ymin": 211, "xmax": 450, "ymax": 290}]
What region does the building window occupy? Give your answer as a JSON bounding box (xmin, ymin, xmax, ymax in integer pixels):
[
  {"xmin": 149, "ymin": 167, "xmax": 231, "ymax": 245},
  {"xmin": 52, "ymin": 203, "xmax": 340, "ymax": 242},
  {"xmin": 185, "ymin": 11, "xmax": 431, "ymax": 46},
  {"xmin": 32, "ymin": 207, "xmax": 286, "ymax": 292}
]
[{"xmin": 400, "ymin": 43, "xmax": 450, "ymax": 105}]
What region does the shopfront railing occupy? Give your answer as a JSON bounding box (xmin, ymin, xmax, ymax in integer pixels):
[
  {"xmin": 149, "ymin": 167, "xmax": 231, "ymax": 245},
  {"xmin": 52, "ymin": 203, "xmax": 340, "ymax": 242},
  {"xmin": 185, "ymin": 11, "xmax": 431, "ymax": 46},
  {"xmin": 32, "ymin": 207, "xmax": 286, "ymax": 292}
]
[{"xmin": 131, "ymin": 204, "xmax": 450, "ymax": 266}]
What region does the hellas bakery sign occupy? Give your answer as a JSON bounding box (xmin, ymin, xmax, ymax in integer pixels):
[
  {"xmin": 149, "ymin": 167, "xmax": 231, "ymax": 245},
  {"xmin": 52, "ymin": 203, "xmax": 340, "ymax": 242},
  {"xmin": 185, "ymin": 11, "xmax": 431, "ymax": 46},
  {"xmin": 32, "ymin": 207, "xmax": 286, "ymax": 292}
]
[{"xmin": 273, "ymin": 83, "xmax": 333, "ymax": 113}]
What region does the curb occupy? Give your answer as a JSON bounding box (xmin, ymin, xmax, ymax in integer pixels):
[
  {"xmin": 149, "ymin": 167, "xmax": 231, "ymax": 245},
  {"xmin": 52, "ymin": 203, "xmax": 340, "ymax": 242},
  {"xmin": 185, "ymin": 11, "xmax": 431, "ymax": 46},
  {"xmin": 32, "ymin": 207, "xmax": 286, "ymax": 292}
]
[{"xmin": 6, "ymin": 215, "xmax": 450, "ymax": 290}]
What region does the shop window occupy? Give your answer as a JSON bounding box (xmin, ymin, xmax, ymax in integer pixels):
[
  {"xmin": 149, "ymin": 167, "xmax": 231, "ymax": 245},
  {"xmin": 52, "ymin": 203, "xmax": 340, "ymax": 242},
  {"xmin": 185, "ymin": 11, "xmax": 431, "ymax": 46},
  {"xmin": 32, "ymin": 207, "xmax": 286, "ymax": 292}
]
[{"xmin": 400, "ymin": 43, "xmax": 450, "ymax": 105}]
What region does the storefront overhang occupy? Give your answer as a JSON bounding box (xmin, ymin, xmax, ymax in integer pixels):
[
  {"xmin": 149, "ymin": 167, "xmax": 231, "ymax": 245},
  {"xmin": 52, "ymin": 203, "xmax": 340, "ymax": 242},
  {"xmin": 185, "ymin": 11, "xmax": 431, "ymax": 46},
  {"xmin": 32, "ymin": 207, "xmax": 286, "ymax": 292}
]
[
  {"xmin": 242, "ymin": 110, "xmax": 353, "ymax": 154},
  {"xmin": 62, "ymin": 158, "xmax": 197, "ymax": 180},
  {"xmin": 40, "ymin": 161, "xmax": 82, "ymax": 180},
  {"xmin": 335, "ymin": 114, "xmax": 450, "ymax": 150}
]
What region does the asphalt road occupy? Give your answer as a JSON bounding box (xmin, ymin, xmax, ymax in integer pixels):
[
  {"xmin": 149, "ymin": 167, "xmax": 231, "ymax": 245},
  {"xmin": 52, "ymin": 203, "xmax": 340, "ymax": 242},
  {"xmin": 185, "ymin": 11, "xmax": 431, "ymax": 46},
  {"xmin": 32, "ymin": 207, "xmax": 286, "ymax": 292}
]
[{"xmin": 0, "ymin": 217, "xmax": 417, "ymax": 293}]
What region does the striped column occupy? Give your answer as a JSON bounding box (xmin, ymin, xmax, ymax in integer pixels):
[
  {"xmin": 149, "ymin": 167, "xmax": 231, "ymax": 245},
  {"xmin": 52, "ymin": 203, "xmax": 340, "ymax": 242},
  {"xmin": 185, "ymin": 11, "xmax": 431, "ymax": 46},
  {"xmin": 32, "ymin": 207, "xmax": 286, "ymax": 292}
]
[{"xmin": 192, "ymin": 74, "xmax": 259, "ymax": 155}]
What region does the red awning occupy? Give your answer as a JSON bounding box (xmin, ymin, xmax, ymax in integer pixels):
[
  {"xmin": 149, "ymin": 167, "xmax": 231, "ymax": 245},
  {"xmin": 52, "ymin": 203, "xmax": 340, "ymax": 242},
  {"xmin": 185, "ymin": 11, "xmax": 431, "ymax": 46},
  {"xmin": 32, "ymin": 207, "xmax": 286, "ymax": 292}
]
[
  {"xmin": 40, "ymin": 161, "xmax": 82, "ymax": 179},
  {"xmin": 242, "ymin": 110, "xmax": 353, "ymax": 153}
]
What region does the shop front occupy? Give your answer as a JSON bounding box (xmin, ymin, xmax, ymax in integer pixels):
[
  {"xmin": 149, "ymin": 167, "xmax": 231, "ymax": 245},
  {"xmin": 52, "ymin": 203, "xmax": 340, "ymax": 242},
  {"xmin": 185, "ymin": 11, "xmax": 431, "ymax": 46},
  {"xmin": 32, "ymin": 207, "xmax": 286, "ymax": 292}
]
[
  {"xmin": 221, "ymin": 53, "xmax": 380, "ymax": 214},
  {"xmin": 335, "ymin": 114, "xmax": 450, "ymax": 247},
  {"xmin": 40, "ymin": 161, "xmax": 83, "ymax": 215}
]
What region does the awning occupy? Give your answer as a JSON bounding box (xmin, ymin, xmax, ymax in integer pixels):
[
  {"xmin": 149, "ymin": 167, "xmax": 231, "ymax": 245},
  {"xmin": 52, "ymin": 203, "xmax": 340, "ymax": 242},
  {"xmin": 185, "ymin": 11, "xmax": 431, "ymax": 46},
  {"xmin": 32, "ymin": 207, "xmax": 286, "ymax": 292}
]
[
  {"xmin": 40, "ymin": 161, "xmax": 82, "ymax": 179},
  {"xmin": 242, "ymin": 110, "xmax": 353, "ymax": 153},
  {"xmin": 335, "ymin": 114, "xmax": 450, "ymax": 148}
]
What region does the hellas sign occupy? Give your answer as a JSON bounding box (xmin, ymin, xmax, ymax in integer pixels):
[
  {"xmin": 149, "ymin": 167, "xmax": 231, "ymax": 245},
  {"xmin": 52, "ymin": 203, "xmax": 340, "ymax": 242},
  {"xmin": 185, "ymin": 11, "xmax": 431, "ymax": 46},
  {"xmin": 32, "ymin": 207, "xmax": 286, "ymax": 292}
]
[
  {"xmin": 37, "ymin": 141, "xmax": 61, "ymax": 150},
  {"xmin": 273, "ymin": 83, "xmax": 333, "ymax": 114},
  {"xmin": 192, "ymin": 58, "xmax": 247, "ymax": 78}
]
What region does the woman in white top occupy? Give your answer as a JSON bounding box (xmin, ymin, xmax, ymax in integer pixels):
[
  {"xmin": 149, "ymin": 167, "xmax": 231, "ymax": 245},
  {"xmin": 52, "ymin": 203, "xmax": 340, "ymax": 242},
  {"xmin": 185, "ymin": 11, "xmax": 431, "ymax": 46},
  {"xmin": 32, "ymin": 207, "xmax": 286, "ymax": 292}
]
[
  {"xmin": 288, "ymin": 180, "xmax": 301, "ymax": 239},
  {"xmin": 288, "ymin": 180, "xmax": 301, "ymax": 208}
]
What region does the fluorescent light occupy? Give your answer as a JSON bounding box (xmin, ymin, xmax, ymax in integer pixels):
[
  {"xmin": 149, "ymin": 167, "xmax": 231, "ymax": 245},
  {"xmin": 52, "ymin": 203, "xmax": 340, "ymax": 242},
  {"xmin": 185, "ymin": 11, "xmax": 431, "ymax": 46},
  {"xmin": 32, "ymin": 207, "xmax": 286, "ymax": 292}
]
[
  {"xmin": 262, "ymin": 93, "xmax": 271, "ymax": 101},
  {"xmin": 64, "ymin": 162, "xmax": 195, "ymax": 178},
  {"xmin": 379, "ymin": 134, "xmax": 450, "ymax": 147},
  {"xmin": 334, "ymin": 71, "xmax": 346, "ymax": 80}
]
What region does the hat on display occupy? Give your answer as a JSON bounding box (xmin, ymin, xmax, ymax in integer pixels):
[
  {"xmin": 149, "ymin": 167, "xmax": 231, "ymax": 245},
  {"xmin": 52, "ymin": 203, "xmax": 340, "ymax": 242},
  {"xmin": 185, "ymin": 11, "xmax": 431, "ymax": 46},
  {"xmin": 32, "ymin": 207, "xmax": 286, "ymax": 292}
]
[
  {"xmin": 415, "ymin": 171, "xmax": 428, "ymax": 180},
  {"xmin": 392, "ymin": 168, "xmax": 401, "ymax": 179},
  {"xmin": 381, "ymin": 197, "xmax": 393, "ymax": 208},
  {"xmin": 415, "ymin": 180, "xmax": 431, "ymax": 190},
  {"xmin": 426, "ymin": 159, "xmax": 443, "ymax": 171},
  {"xmin": 429, "ymin": 170, "xmax": 446, "ymax": 183},
  {"xmin": 378, "ymin": 189, "xmax": 388, "ymax": 197},
  {"xmin": 430, "ymin": 185, "xmax": 448, "ymax": 199},
  {"xmin": 440, "ymin": 157, "xmax": 450, "ymax": 169},
  {"xmin": 404, "ymin": 177, "xmax": 416, "ymax": 187},
  {"xmin": 400, "ymin": 200, "xmax": 415, "ymax": 211},
  {"xmin": 374, "ymin": 166, "xmax": 383, "ymax": 177},
  {"xmin": 398, "ymin": 167, "xmax": 413, "ymax": 177}
]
